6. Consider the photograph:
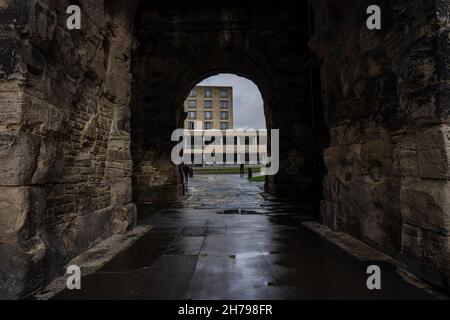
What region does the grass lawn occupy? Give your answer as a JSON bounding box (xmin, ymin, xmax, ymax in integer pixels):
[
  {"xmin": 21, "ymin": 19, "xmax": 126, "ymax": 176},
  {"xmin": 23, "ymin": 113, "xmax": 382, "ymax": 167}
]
[
  {"xmin": 248, "ymin": 175, "xmax": 266, "ymax": 182},
  {"xmin": 193, "ymin": 166, "xmax": 261, "ymax": 175}
]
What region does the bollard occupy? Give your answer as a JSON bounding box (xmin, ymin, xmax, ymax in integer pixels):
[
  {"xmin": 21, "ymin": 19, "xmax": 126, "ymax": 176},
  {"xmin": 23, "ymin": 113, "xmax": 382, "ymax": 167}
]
[{"xmin": 248, "ymin": 167, "xmax": 253, "ymax": 179}]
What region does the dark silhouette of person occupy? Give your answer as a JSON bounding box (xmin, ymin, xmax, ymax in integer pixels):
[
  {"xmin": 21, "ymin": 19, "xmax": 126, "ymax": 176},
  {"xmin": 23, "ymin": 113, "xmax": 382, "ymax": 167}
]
[{"xmin": 183, "ymin": 164, "xmax": 190, "ymax": 179}]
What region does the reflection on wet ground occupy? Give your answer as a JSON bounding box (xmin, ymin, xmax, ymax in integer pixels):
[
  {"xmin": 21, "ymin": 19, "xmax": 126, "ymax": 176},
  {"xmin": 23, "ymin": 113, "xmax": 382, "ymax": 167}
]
[{"xmin": 54, "ymin": 174, "xmax": 434, "ymax": 300}]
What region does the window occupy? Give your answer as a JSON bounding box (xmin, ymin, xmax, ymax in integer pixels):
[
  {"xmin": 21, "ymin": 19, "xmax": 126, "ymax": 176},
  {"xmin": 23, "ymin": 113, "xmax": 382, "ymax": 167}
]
[
  {"xmin": 204, "ymin": 88, "xmax": 212, "ymax": 98},
  {"xmin": 189, "ymin": 89, "xmax": 197, "ymax": 98},
  {"xmin": 220, "ymin": 101, "xmax": 228, "ymax": 109},
  {"xmin": 204, "ymin": 100, "xmax": 213, "ymax": 109},
  {"xmin": 220, "ymin": 122, "xmax": 229, "ymax": 130},
  {"xmin": 188, "ymin": 111, "xmax": 197, "ymax": 119},
  {"xmin": 220, "ymin": 89, "xmax": 228, "ymax": 98},
  {"xmin": 220, "ymin": 111, "xmax": 229, "ymax": 120},
  {"xmin": 188, "ymin": 122, "xmax": 195, "ymax": 130},
  {"xmin": 204, "ymin": 111, "xmax": 213, "ymax": 120},
  {"xmin": 188, "ymin": 100, "xmax": 197, "ymax": 109},
  {"xmin": 204, "ymin": 122, "xmax": 213, "ymax": 130}
]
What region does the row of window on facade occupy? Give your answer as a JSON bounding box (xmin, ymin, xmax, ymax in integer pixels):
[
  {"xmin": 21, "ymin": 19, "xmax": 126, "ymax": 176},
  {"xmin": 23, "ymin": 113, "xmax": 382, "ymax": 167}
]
[
  {"xmin": 189, "ymin": 88, "xmax": 229, "ymax": 98},
  {"xmin": 188, "ymin": 111, "xmax": 229, "ymax": 120},
  {"xmin": 188, "ymin": 122, "xmax": 230, "ymax": 130},
  {"xmin": 187, "ymin": 100, "xmax": 229, "ymax": 109}
]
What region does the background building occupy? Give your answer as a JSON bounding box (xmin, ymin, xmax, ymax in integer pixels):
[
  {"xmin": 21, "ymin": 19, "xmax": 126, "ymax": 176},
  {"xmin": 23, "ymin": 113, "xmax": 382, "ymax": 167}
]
[{"xmin": 184, "ymin": 86, "xmax": 233, "ymax": 130}]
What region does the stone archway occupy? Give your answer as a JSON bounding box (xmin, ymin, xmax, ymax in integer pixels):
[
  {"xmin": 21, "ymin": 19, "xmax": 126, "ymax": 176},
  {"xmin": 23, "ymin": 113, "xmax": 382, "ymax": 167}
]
[
  {"xmin": 1, "ymin": 0, "xmax": 450, "ymax": 299},
  {"xmin": 166, "ymin": 53, "xmax": 274, "ymax": 183},
  {"xmin": 130, "ymin": 2, "xmax": 326, "ymax": 218}
]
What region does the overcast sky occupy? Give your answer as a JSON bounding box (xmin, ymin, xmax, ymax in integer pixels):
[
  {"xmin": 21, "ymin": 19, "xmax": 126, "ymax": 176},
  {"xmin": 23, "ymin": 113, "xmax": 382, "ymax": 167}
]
[{"xmin": 198, "ymin": 74, "xmax": 266, "ymax": 129}]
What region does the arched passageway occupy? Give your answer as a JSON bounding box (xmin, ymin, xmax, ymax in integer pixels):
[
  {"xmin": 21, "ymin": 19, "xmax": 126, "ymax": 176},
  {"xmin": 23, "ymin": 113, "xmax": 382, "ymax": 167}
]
[
  {"xmin": 0, "ymin": 0, "xmax": 449, "ymax": 299},
  {"xmin": 130, "ymin": 1, "xmax": 328, "ymax": 218}
]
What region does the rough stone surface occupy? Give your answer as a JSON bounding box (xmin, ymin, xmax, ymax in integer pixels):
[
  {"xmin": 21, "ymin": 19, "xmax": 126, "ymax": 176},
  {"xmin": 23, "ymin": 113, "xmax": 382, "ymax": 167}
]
[
  {"xmin": 0, "ymin": 0, "xmax": 138, "ymax": 299},
  {"xmin": 310, "ymin": 0, "xmax": 450, "ymax": 290}
]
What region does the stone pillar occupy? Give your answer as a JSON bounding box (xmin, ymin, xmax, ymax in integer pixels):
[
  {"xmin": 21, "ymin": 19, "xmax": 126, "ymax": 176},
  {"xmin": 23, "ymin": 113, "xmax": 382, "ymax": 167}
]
[
  {"xmin": 0, "ymin": 0, "xmax": 51, "ymax": 299},
  {"xmin": 0, "ymin": 0, "xmax": 138, "ymax": 299}
]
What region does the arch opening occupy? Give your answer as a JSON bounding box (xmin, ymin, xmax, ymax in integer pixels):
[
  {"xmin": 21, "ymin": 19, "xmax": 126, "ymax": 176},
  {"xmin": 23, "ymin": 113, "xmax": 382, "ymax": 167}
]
[
  {"xmin": 180, "ymin": 73, "xmax": 268, "ymax": 187},
  {"xmin": 130, "ymin": 0, "xmax": 327, "ymax": 221},
  {"xmin": 183, "ymin": 73, "xmax": 267, "ymax": 130}
]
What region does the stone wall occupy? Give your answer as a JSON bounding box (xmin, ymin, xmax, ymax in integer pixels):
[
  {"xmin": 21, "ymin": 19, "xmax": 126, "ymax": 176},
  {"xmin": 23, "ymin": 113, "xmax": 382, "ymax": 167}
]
[
  {"xmin": 0, "ymin": 0, "xmax": 138, "ymax": 299},
  {"xmin": 310, "ymin": 0, "xmax": 450, "ymax": 289}
]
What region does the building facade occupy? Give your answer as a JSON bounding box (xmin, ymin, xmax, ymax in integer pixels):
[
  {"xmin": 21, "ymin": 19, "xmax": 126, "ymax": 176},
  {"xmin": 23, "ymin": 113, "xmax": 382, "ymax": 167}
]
[{"xmin": 184, "ymin": 86, "xmax": 233, "ymax": 130}]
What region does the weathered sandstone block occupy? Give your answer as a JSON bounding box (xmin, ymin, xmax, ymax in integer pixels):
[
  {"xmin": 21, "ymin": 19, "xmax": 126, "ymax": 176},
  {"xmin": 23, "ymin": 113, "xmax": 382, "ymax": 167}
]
[
  {"xmin": 417, "ymin": 125, "xmax": 450, "ymax": 179},
  {"xmin": 58, "ymin": 204, "xmax": 136, "ymax": 259},
  {"xmin": 0, "ymin": 132, "xmax": 40, "ymax": 186},
  {"xmin": 110, "ymin": 177, "xmax": 133, "ymax": 206},
  {"xmin": 401, "ymin": 223, "xmax": 450, "ymax": 290},
  {"xmin": 0, "ymin": 187, "xmax": 30, "ymax": 244},
  {"xmin": 401, "ymin": 177, "xmax": 450, "ymax": 235},
  {"xmin": 392, "ymin": 132, "xmax": 418, "ymax": 177},
  {"xmin": 320, "ymin": 200, "xmax": 338, "ymax": 230}
]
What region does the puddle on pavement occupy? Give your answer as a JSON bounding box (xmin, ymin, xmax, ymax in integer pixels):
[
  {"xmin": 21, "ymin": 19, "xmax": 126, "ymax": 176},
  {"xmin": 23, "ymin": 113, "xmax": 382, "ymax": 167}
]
[
  {"xmin": 217, "ymin": 209, "xmax": 265, "ymax": 215},
  {"xmin": 229, "ymin": 252, "xmax": 271, "ymax": 259}
]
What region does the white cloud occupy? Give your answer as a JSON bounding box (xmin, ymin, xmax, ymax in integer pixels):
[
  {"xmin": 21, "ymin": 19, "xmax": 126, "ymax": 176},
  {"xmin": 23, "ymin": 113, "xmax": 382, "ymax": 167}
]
[{"xmin": 197, "ymin": 74, "xmax": 266, "ymax": 129}]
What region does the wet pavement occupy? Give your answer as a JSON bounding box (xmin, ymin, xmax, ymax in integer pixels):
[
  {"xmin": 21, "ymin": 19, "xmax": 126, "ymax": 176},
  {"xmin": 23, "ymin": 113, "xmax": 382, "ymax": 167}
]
[{"xmin": 54, "ymin": 174, "xmax": 434, "ymax": 300}]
